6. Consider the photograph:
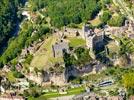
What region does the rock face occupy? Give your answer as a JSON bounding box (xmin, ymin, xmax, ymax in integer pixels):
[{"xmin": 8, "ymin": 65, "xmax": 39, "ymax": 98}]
[
  {"xmin": 64, "ymin": 66, "xmax": 79, "ymax": 82},
  {"xmin": 26, "ymin": 61, "xmax": 104, "ymax": 85},
  {"xmin": 50, "ymin": 73, "xmax": 66, "ymax": 86},
  {"xmin": 42, "ymin": 71, "xmax": 50, "ymax": 82},
  {"xmin": 114, "ymin": 54, "xmax": 132, "ymax": 67},
  {"xmin": 26, "ymin": 72, "xmax": 44, "ymax": 85}
]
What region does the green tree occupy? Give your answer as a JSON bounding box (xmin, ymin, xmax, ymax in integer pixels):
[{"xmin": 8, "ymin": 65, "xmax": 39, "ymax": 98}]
[
  {"xmin": 108, "ymin": 15, "xmax": 125, "ymax": 27},
  {"xmin": 100, "ymin": 10, "xmax": 111, "ymax": 23},
  {"xmin": 122, "ymin": 72, "xmax": 134, "ymax": 96}
]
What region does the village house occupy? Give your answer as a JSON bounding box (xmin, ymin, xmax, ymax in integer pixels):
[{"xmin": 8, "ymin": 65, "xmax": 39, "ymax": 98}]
[
  {"xmin": 63, "ymin": 27, "xmax": 83, "ymax": 37},
  {"xmin": 50, "ymin": 73, "xmax": 66, "ymax": 86},
  {"xmin": 22, "ymin": 11, "xmax": 30, "ymax": 20},
  {"xmin": 52, "ymin": 41, "xmax": 69, "ymax": 58},
  {"xmin": 13, "ymin": 79, "xmax": 29, "ymax": 91}
]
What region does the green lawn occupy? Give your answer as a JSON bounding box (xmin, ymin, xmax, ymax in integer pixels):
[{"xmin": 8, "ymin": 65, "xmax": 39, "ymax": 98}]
[
  {"xmin": 28, "ymin": 87, "xmax": 85, "ymax": 100},
  {"xmin": 68, "ymin": 37, "xmax": 86, "ymax": 48}
]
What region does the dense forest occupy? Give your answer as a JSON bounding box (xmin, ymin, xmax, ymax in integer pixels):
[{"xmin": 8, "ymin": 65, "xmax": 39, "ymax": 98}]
[
  {"xmin": 0, "ymin": 0, "xmax": 24, "ymax": 50},
  {"xmin": 29, "ymin": 0, "xmax": 101, "ymax": 27}
]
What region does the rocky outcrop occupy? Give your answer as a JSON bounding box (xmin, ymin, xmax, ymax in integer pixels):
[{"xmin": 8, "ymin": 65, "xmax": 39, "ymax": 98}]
[
  {"xmin": 64, "ymin": 65, "xmax": 79, "ymax": 82},
  {"xmin": 42, "ymin": 71, "xmax": 50, "ymax": 82}
]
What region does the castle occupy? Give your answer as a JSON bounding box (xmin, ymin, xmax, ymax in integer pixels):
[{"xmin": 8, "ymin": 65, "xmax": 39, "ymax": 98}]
[
  {"xmin": 52, "ymin": 24, "xmax": 104, "ymax": 58},
  {"xmin": 63, "ymin": 25, "xmax": 104, "ymax": 50}
]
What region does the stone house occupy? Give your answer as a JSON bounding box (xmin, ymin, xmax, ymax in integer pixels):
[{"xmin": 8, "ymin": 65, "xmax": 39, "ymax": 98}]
[
  {"xmin": 63, "ymin": 27, "xmax": 83, "ymax": 37},
  {"xmin": 50, "ymin": 73, "xmax": 66, "ymax": 86},
  {"xmin": 52, "ymin": 41, "xmax": 69, "ymax": 58}
]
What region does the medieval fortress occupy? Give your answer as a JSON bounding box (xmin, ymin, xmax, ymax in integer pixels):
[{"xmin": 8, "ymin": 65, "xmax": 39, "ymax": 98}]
[
  {"xmin": 52, "ymin": 20, "xmax": 134, "ymax": 58},
  {"xmin": 52, "ymin": 24, "xmax": 105, "ymax": 58}
]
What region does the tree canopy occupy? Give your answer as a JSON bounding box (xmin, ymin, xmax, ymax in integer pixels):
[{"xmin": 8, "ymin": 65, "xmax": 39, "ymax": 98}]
[
  {"xmin": 0, "ymin": 0, "xmax": 23, "ymax": 47},
  {"xmin": 29, "ymin": 0, "xmax": 101, "ymax": 27}
]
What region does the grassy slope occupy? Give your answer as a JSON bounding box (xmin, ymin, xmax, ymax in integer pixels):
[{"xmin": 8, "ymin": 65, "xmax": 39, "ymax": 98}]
[{"xmin": 30, "ymin": 34, "xmax": 63, "ymax": 69}]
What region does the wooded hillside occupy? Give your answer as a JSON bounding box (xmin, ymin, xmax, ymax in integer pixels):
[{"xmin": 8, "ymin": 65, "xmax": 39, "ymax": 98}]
[
  {"xmin": 0, "ymin": 0, "xmax": 22, "ymax": 47},
  {"xmin": 29, "ymin": 0, "xmax": 101, "ymax": 27}
]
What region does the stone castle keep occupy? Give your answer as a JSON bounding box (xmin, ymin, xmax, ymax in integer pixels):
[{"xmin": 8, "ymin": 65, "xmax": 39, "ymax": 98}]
[{"xmin": 83, "ymin": 25, "xmax": 104, "ymax": 50}]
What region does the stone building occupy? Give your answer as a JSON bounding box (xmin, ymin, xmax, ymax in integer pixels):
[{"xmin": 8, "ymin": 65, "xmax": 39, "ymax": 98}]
[
  {"xmin": 52, "ymin": 41, "xmax": 69, "ymax": 58},
  {"xmin": 83, "ymin": 25, "xmax": 104, "ymax": 50}
]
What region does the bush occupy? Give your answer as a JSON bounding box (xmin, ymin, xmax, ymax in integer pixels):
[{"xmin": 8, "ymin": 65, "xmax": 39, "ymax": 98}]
[
  {"xmin": 13, "ymin": 71, "xmax": 24, "ymax": 78},
  {"xmin": 108, "ymin": 15, "xmax": 125, "ymax": 27},
  {"xmin": 100, "ymin": 10, "xmax": 111, "ymax": 23},
  {"xmin": 24, "ymin": 54, "xmax": 33, "ymax": 64}
]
